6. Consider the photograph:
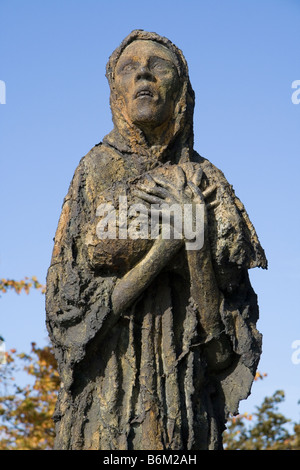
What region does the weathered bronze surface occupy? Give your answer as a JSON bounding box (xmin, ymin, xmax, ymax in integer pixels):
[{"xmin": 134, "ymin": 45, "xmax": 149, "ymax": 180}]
[{"xmin": 46, "ymin": 30, "xmax": 267, "ymax": 450}]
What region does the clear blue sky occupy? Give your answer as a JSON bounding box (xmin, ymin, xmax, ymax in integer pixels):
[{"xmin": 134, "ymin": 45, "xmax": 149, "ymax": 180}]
[{"xmin": 1, "ymin": 0, "xmax": 299, "ymax": 425}]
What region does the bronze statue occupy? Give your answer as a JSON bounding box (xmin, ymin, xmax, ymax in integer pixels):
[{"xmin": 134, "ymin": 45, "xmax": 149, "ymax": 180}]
[{"xmin": 46, "ymin": 30, "xmax": 267, "ymax": 450}]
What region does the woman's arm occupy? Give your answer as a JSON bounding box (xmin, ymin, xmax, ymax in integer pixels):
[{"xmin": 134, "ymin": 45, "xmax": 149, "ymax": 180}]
[
  {"xmin": 112, "ymin": 164, "xmax": 219, "ymax": 318},
  {"xmin": 112, "ymin": 235, "xmax": 183, "ymax": 315}
]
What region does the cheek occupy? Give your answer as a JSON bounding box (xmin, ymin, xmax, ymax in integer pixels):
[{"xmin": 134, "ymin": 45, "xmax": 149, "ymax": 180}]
[
  {"xmin": 159, "ymin": 74, "xmax": 180, "ymax": 101},
  {"xmin": 115, "ymin": 78, "xmax": 132, "ymax": 104}
]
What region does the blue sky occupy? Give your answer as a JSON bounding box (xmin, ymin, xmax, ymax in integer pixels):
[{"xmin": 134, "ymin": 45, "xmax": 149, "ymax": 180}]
[{"xmin": 1, "ymin": 0, "xmax": 300, "ymax": 426}]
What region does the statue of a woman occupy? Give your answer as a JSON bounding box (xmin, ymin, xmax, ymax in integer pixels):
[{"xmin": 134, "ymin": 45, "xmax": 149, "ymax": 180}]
[{"xmin": 46, "ymin": 30, "xmax": 267, "ymax": 450}]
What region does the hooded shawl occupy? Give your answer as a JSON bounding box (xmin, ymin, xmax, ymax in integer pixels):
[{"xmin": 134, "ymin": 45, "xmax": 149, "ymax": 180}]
[{"xmin": 46, "ymin": 30, "xmax": 267, "ymax": 450}]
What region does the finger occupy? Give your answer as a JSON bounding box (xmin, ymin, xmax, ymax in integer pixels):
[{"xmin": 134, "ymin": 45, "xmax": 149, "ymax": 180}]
[
  {"xmin": 203, "ymin": 184, "xmax": 217, "ymax": 199},
  {"xmin": 151, "ymin": 174, "xmax": 181, "ymax": 199},
  {"xmin": 207, "ymin": 200, "xmax": 220, "ymax": 211},
  {"xmin": 135, "ymin": 183, "xmax": 169, "ymax": 199},
  {"xmin": 187, "ymin": 181, "xmax": 204, "ymax": 203},
  {"xmin": 132, "ymin": 189, "xmax": 164, "ymax": 205},
  {"xmin": 174, "ymin": 166, "xmax": 186, "ymax": 190},
  {"xmin": 192, "ymin": 167, "xmax": 203, "ymax": 187},
  {"xmin": 151, "ymin": 174, "xmax": 174, "ymax": 190}
]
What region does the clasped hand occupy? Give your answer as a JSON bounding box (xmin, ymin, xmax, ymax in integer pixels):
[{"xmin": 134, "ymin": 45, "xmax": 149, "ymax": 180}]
[{"xmin": 132, "ymin": 164, "xmax": 218, "ymax": 245}]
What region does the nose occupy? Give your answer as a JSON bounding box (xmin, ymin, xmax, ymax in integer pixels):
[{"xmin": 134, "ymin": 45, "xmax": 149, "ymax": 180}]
[{"xmin": 135, "ymin": 66, "xmax": 155, "ymax": 82}]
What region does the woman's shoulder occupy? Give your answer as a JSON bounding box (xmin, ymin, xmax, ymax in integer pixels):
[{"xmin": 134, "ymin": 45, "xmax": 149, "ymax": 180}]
[{"xmin": 191, "ymin": 151, "xmax": 230, "ymax": 186}]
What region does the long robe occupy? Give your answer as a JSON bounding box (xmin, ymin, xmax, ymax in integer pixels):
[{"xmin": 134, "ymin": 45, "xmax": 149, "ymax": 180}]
[
  {"xmin": 46, "ymin": 134, "xmax": 266, "ymax": 450},
  {"xmin": 46, "ymin": 29, "xmax": 267, "ymax": 450}
]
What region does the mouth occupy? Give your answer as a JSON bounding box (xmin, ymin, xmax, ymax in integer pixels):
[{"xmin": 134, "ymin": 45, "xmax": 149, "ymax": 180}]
[{"xmin": 135, "ymin": 87, "xmax": 154, "ymax": 99}]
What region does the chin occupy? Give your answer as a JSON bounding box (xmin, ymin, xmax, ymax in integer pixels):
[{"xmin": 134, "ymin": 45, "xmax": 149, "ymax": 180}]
[
  {"xmin": 132, "ymin": 111, "xmax": 168, "ymax": 129},
  {"xmin": 134, "ymin": 119, "xmax": 158, "ymax": 128},
  {"xmin": 130, "ymin": 101, "xmax": 167, "ymax": 125}
]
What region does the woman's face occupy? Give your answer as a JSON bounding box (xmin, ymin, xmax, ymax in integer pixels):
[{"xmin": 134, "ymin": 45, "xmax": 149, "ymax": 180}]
[{"xmin": 114, "ymin": 40, "xmax": 180, "ymax": 130}]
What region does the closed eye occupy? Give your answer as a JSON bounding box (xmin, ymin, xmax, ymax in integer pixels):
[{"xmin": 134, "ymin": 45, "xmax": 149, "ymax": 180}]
[
  {"xmin": 150, "ymin": 57, "xmax": 175, "ymax": 74},
  {"xmin": 152, "ymin": 62, "xmax": 165, "ymax": 71},
  {"xmin": 120, "ymin": 61, "xmax": 139, "ymax": 73}
]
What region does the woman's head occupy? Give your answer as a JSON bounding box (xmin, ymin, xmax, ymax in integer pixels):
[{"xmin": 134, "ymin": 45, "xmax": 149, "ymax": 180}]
[
  {"xmin": 106, "ymin": 30, "xmax": 195, "ymax": 161},
  {"xmin": 114, "ymin": 40, "xmax": 181, "ymax": 134}
]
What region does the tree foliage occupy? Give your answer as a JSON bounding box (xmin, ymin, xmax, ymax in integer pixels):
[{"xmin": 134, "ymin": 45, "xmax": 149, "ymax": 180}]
[
  {"xmin": 0, "ymin": 277, "xmax": 46, "ymax": 296},
  {"xmin": 0, "ymin": 276, "xmax": 58, "ymax": 450},
  {"xmin": 223, "ymin": 388, "xmax": 300, "ymax": 450},
  {"xmin": 0, "ymin": 343, "xmax": 59, "ymax": 450}
]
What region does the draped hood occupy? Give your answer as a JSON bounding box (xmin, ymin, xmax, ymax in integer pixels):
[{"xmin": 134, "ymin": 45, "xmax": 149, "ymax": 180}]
[{"xmin": 103, "ymin": 29, "xmax": 195, "ymax": 164}]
